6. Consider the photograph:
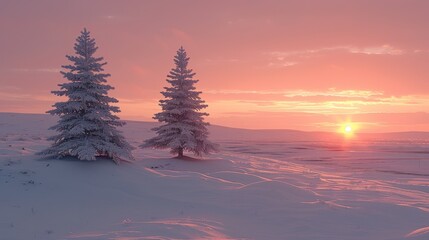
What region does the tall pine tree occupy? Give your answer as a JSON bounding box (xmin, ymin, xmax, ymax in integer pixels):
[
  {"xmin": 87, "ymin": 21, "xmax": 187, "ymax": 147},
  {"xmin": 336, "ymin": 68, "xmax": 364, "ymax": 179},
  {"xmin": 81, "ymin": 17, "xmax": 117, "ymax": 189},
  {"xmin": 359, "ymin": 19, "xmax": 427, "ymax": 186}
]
[
  {"xmin": 141, "ymin": 47, "xmax": 217, "ymax": 158},
  {"xmin": 40, "ymin": 29, "xmax": 133, "ymax": 164}
]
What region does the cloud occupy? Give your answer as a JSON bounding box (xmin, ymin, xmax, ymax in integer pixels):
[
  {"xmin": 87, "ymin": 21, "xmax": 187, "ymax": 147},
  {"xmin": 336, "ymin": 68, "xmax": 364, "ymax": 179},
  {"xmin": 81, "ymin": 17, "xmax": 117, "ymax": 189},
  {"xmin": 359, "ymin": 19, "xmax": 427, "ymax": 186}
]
[
  {"xmin": 203, "ymin": 58, "xmax": 240, "ymax": 64},
  {"xmin": 205, "ymin": 89, "xmax": 283, "ymax": 95},
  {"xmin": 205, "ymin": 88, "xmax": 383, "ymax": 99},
  {"xmin": 0, "ymin": 91, "xmax": 54, "ymax": 102},
  {"xmin": 116, "ymin": 98, "xmax": 157, "ymax": 104},
  {"xmin": 210, "ymin": 109, "xmax": 429, "ymax": 132},
  {"xmin": 204, "ymin": 89, "xmax": 429, "ymax": 116},
  {"xmin": 348, "ymin": 45, "xmax": 404, "ymax": 55},
  {"xmin": 2, "ymin": 86, "xmax": 21, "ymax": 91},
  {"xmin": 207, "ymin": 91, "xmax": 429, "ymax": 119},
  {"xmin": 267, "ymin": 61, "xmax": 298, "ymax": 68},
  {"xmin": 265, "ymin": 45, "xmax": 405, "ymax": 68},
  {"xmin": 268, "ymin": 45, "xmax": 405, "ymax": 58},
  {"xmin": 102, "ymin": 15, "xmax": 116, "ymax": 20},
  {"xmin": 9, "ymin": 68, "xmax": 61, "ymax": 73},
  {"xmin": 283, "ymin": 89, "xmax": 383, "ymax": 99}
]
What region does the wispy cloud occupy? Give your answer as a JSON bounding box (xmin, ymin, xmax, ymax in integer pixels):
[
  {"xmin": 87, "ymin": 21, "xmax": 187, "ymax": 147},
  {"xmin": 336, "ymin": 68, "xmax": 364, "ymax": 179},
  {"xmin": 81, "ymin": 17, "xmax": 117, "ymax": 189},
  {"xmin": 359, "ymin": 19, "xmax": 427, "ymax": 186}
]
[
  {"xmin": 9, "ymin": 68, "xmax": 61, "ymax": 73},
  {"xmin": 265, "ymin": 45, "xmax": 404, "ymax": 68},
  {"xmin": 268, "ymin": 45, "xmax": 405, "ymax": 58},
  {"xmin": 413, "ymin": 49, "xmax": 429, "ymax": 54},
  {"xmin": 0, "ymin": 91, "xmax": 55, "ymax": 102},
  {"xmin": 283, "ymin": 89, "xmax": 383, "ymax": 99},
  {"xmin": 205, "ymin": 88, "xmax": 383, "ymax": 99},
  {"xmin": 267, "ymin": 61, "xmax": 298, "ymax": 68},
  {"xmin": 203, "ymin": 58, "xmax": 240, "ymax": 65},
  {"xmin": 208, "ymin": 91, "xmax": 429, "ymax": 117},
  {"xmin": 348, "ymin": 45, "xmax": 404, "ymax": 55},
  {"xmin": 102, "ymin": 15, "xmax": 116, "ymax": 20},
  {"xmin": 205, "ymin": 89, "xmax": 283, "ymax": 95}
]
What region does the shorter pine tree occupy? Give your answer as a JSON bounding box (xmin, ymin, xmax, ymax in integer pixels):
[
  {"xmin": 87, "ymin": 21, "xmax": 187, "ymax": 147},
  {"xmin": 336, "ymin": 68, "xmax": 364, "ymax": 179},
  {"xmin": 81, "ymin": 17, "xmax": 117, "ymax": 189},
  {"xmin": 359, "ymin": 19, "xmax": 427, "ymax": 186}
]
[
  {"xmin": 39, "ymin": 28, "xmax": 133, "ymax": 164},
  {"xmin": 141, "ymin": 47, "xmax": 217, "ymax": 158}
]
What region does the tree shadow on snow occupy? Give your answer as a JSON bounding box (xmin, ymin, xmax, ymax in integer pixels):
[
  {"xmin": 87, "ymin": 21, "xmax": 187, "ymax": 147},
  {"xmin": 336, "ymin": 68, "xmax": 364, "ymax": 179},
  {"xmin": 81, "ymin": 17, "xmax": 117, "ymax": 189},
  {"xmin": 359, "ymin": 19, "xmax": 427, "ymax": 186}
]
[
  {"xmin": 174, "ymin": 155, "xmax": 216, "ymax": 162},
  {"xmin": 36, "ymin": 156, "xmax": 123, "ymax": 165}
]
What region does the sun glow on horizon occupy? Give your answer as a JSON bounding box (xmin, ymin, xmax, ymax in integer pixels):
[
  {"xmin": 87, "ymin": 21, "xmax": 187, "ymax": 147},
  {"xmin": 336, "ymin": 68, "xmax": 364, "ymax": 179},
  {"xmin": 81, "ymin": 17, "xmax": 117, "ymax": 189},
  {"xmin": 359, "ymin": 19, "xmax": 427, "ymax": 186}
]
[
  {"xmin": 339, "ymin": 122, "xmax": 358, "ymax": 137},
  {"xmin": 345, "ymin": 125, "xmax": 352, "ymax": 133}
]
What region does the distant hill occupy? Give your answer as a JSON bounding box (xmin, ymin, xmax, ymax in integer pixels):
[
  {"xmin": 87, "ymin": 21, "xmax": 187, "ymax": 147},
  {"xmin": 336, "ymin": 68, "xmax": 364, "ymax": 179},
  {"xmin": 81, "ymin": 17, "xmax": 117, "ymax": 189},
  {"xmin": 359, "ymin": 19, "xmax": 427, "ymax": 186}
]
[{"xmin": 1, "ymin": 112, "xmax": 429, "ymax": 142}]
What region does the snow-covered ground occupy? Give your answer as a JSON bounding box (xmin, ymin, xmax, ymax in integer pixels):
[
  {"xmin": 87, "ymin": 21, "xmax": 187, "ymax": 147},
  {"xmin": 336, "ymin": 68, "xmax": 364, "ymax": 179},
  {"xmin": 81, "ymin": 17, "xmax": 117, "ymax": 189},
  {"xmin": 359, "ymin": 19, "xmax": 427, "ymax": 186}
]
[{"xmin": 1, "ymin": 112, "xmax": 428, "ymax": 240}]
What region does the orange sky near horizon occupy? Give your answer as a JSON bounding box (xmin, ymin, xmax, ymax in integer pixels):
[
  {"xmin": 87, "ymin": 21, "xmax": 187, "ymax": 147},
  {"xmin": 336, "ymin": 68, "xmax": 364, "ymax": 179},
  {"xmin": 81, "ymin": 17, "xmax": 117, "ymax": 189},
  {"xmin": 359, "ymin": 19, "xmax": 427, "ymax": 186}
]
[{"xmin": 1, "ymin": 0, "xmax": 429, "ymax": 133}]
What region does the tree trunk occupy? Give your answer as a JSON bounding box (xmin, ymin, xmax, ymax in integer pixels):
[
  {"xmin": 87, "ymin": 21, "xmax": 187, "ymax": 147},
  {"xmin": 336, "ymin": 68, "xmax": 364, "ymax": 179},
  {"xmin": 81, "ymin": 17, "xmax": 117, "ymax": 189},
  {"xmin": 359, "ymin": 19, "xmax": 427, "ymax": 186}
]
[{"xmin": 178, "ymin": 148, "xmax": 184, "ymax": 158}]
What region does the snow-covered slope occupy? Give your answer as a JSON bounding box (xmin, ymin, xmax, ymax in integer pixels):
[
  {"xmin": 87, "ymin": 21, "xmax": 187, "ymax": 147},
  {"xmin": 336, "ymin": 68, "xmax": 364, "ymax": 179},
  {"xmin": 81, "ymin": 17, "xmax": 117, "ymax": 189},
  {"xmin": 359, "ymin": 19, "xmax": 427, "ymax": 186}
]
[{"xmin": 1, "ymin": 112, "xmax": 428, "ymax": 240}]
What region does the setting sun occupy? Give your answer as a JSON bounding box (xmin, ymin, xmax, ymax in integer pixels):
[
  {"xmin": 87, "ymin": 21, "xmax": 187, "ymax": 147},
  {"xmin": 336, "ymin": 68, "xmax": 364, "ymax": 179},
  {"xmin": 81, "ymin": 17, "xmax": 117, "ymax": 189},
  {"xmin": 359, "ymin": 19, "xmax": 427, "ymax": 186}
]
[
  {"xmin": 344, "ymin": 125, "xmax": 352, "ymax": 133},
  {"xmin": 339, "ymin": 122, "xmax": 357, "ymax": 136}
]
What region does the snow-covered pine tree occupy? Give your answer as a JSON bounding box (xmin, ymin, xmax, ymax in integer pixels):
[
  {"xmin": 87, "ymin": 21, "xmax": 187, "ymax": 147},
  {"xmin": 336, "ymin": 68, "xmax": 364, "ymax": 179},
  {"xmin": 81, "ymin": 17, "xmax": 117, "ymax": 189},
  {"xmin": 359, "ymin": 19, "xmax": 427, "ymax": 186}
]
[
  {"xmin": 141, "ymin": 47, "xmax": 217, "ymax": 158},
  {"xmin": 39, "ymin": 28, "xmax": 133, "ymax": 164}
]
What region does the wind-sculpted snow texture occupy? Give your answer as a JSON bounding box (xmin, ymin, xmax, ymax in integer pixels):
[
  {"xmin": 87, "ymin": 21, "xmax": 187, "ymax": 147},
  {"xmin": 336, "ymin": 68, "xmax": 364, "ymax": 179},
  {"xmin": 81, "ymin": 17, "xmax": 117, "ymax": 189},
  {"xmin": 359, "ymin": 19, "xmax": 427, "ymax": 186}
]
[{"xmin": 1, "ymin": 113, "xmax": 429, "ymax": 240}]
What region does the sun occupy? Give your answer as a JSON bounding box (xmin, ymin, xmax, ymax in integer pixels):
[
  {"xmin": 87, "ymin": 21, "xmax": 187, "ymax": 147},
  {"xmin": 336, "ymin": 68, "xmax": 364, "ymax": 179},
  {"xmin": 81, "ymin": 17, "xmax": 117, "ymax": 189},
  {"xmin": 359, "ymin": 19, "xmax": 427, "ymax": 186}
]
[
  {"xmin": 339, "ymin": 122, "xmax": 357, "ymax": 137},
  {"xmin": 344, "ymin": 125, "xmax": 352, "ymax": 133}
]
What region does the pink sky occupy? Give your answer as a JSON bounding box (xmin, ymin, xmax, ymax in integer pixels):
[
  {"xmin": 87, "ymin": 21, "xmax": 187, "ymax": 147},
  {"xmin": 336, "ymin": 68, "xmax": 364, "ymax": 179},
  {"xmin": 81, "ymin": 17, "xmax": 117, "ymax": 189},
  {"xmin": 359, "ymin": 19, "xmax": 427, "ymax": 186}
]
[{"xmin": 1, "ymin": 0, "xmax": 429, "ymax": 132}]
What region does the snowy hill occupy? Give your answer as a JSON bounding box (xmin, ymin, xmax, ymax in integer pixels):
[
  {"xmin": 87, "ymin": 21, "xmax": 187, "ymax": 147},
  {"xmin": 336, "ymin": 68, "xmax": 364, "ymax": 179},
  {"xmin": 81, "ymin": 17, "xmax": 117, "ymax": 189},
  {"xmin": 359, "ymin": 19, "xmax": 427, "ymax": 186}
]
[{"xmin": 1, "ymin": 112, "xmax": 429, "ymax": 240}]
